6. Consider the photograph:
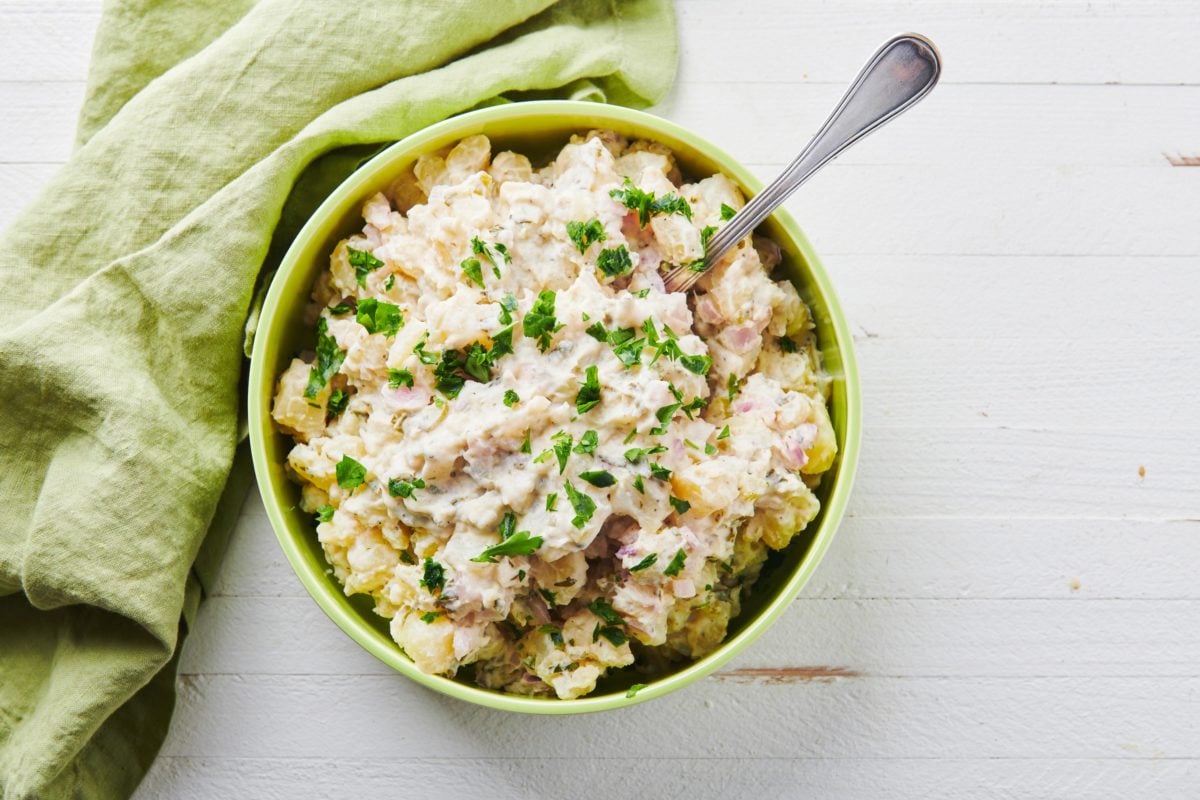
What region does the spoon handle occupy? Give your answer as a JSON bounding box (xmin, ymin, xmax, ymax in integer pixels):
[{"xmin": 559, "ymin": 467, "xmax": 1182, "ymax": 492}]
[{"xmin": 669, "ymin": 34, "xmax": 941, "ymax": 291}]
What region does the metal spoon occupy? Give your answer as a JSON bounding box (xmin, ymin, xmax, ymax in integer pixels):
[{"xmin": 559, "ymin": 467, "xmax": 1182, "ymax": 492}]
[{"xmin": 663, "ymin": 33, "xmax": 942, "ymax": 293}]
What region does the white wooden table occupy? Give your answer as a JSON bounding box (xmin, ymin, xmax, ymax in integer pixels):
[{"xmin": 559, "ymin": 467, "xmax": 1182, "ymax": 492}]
[{"xmin": 4, "ymin": 2, "xmax": 1199, "ymax": 797}]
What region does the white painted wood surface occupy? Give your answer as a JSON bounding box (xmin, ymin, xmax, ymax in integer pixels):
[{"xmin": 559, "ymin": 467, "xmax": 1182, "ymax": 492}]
[{"xmin": 2, "ymin": 2, "xmax": 1198, "ymax": 797}]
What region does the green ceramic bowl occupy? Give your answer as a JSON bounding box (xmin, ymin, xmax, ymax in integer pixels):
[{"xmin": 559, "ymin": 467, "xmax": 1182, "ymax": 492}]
[{"xmin": 248, "ymin": 100, "xmax": 861, "ymax": 713}]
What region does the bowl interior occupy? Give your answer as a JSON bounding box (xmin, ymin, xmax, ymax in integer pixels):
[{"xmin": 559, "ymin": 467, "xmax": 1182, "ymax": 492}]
[{"xmin": 249, "ymin": 101, "xmax": 860, "ymax": 713}]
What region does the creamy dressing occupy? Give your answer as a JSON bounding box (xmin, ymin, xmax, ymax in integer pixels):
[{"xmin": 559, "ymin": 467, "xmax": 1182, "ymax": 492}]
[{"xmin": 272, "ymin": 131, "xmax": 836, "ymax": 699}]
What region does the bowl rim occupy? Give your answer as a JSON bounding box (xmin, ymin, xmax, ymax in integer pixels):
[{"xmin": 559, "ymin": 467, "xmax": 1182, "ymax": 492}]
[{"xmin": 248, "ymin": 99, "xmax": 861, "ymax": 714}]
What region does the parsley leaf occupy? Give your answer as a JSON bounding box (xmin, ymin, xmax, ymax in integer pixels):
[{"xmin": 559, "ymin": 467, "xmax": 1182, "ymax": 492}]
[
  {"xmin": 651, "ymin": 402, "xmax": 681, "ymax": 435},
  {"xmin": 335, "ymin": 455, "xmax": 366, "ymax": 490},
  {"xmin": 611, "ymin": 333, "xmax": 645, "ymax": 367},
  {"xmin": 680, "ymin": 353, "xmax": 712, "ymax": 376},
  {"xmin": 575, "ymin": 364, "xmax": 601, "ymax": 414},
  {"xmin": 539, "ymin": 588, "xmax": 558, "ymax": 606},
  {"xmin": 420, "ymin": 558, "xmax": 445, "ymax": 593},
  {"xmin": 574, "ymin": 430, "xmax": 599, "ymax": 454},
  {"xmin": 629, "ymin": 553, "xmax": 657, "ymax": 572},
  {"xmin": 727, "ymin": 373, "xmax": 741, "ymax": 400},
  {"xmin": 609, "ymin": 178, "xmax": 693, "ymax": 226},
  {"xmin": 304, "ymin": 317, "xmax": 346, "ymax": 398},
  {"xmin": 315, "ymin": 505, "xmax": 335, "ymax": 523},
  {"xmin": 498, "ymin": 294, "xmax": 517, "ymax": 325},
  {"xmin": 498, "ymin": 510, "xmax": 517, "ymax": 540},
  {"xmin": 383, "ymin": 274, "xmax": 395, "ymax": 290},
  {"xmin": 566, "ymin": 219, "xmax": 606, "ymax": 253},
  {"xmin": 432, "ymin": 349, "xmax": 467, "ymax": 398},
  {"xmin": 663, "ymin": 549, "xmax": 687, "ymax": 577},
  {"xmin": 669, "ymin": 496, "xmax": 691, "ymax": 515},
  {"xmin": 520, "ymin": 429, "xmax": 532, "ymax": 454},
  {"xmin": 632, "ymin": 475, "xmax": 645, "ymax": 494},
  {"xmin": 589, "ymin": 597, "xmax": 624, "ymax": 625},
  {"xmin": 388, "ymin": 368, "xmax": 413, "ymax": 388},
  {"xmin": 503, "ymin": 389, "xmax": 519, "ymax": 407},
  {"xmin": 551, "ymin": 430, "xmax": 573, "ymax": 474},
  {"xmin": 585, "ymin": 321, "xmax": 609, "ymax": 342},
  {"xmin": 596, "ymin": 245, "xmax": 633, "ymax": 277},
  {"xmin": 598, "ymin": 626, "xmax": 627, "ymax": 646},
  {"xmin": 704, "ymin": 442, "xmax": 718, "ymax": 456},
  {"xmin": 545, "ymin": 492, "xmax": 558, "ymax": 512},
  {"xmin": 348, "ymin": 246, "xmax": 384, "ymax": 287},
  {"xmin": 624, "ymin": 445, "xmax": 667, "ymax": 463},
  {"xmin": 327, "ymin": 389, "xmax": 348, "ymax": 415},
  {"xmin": 471, "ymin": 237, "xmax": 507, "ymax": 273},
  {"xmin": 718, "ymin": 424, "xmax": 731, "ymax": 440},
  {"xmin": 564, "ymin": 480, "xmax": 596, "ymax": 528},
  {"xmin": 539, "ymin": 624, "xmax": 565, "ymax": 646},
  {"xmin": 579, "ymin": 470, "xmax": 616, "ymax": 488},
  {"xmin": 470, "ymin": 530, "xmax": 543, "ymax": 563},
  {"xmin": 490, "ymin": 325, "xmax": 514, "ymax": 361},
  {"xmin": 626, "ymin": 683, "xmax": 647, "ymax": 698},
  {"xmin": 463, "ymin": 342, "xmax": 491, "ymax": 382},
  {"xmin": 420, "ymin": 611, "xmax": 444, "ymax": 623},
  {"xmin": 387, "ymin": 476, "xmax": 425, "ymax": 498},
  {"xmin": 779, "ymin": 336, "xmax": 798, "ymax": 353},
  {"xmin": 649, "ymin": 462, "xmax": 672, "ymax": 481},
  {"xmin": 460, "ymin": 257, "xmax": 484, "ymax": 288},
  {"xmin": 329, "ymin": 302, "xmax": 354, "ymax": 315},
  {"xmin": 523, "ymin": 289, "xmax": 558, "ymax": 352},
  {"xmin": 719, "ymin": 203, "xmax": 737, "ymax": 221}
]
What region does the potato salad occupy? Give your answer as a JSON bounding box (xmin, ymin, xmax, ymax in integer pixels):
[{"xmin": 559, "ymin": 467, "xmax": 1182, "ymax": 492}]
[{"xmin": 271, "ymin": 131, "xmax": 836, "ymax": 699}]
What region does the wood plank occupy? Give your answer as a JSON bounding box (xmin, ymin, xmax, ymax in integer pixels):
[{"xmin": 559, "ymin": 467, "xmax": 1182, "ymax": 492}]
[
  {"xmin": 157, "ymin": 673, "xmax": 1200, "ymax": 759},
  {"xmin": 136, "ymin": 756, "xmax": 1200, "ymax": 800},
  {"xmin": 177, "ymin": 595, "xmax": 1200, "ymax": 678}
]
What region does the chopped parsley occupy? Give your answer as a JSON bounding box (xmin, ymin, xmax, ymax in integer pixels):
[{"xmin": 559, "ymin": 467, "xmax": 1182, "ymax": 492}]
[
  {"xmin": 471, "ymin": 530, "xmax": 543, "ymax": 563},
  {"xmin": 564, "ymin": 480, "xmax": 596, "ymax": 528},
  {"xmin": 610, "ymin": 329, "xmax": 646, "ymax": 367},
  {"xmin": 432, "ymin": 349, "xmax": 467, "ymax": 398},
  {"xmin": 387, "ymin": 368, "xmax": 413, "ymax": 388},
  {"xmin": 649, "ymin": 462, "xmax": 672, "ymax": 481},
  {"xmin": 719, "ymin": 203, "xmax": 737, "ymax": 221},
  {"xmin": 575, "ymin": 364, "xmax": 601, "ymax": 413},
  {"xmin": 566, "ymin": 219, "xmax": 606, "ymax": 253},
  {"xmin": 503, "ymin": 389, "xmax": 520, "ymax": 407},
  {"xmin": 304, "ymin": 317, "xmax": 346, "ymax": 398},
  {"xmin": 383, "ymin": 274, "xmax": 395, "ymax": 290},
  {"xmin": 727, "ymin": 372, "xmax": 741, "ymax": 401},
  {"xmin": 718, "ymin": 424, "xmax": 731, "ymax": 439},
  {"xmin": 596, "ymin": 245, "xmax": 633, "ymax": 277},
  {"xmin": 545, "ymin": 493, "xmax": 558, "ymax": 512},
  {"xmin": 413, "ymin": 336, "xmax": 439, "ymax": 365},
  {"xmin": 668, "ymin": 496, "xmax": 692, "ymax": 515},
  {"xmin": 681, "ymin": 352, "xmax": 705, "ymax": 376},
  {"xmin": 335, "ymin": 455, "xmax": 366, "ymax": 490},
  {"xmin": 460, "ymin": 257, "xmax": 484, "ymax": 288},
  {"xmin": 629, "ymin": 553, "xmax": 658, "ymax": 572},
  {"xmin": 387, "ymin": 476, "xmax": 425, "ymax": 498},
  {"xmin": 651, "ymin": 402, "xmax": 681, "ymax": 435},
  {"xmin": 327, "ymin": 388, "xmax": 348, "ymax": 415},
  {"xmin": 464, "ymin": 343, "xmax": 491, "ymax": 382},
  {"xmin": 597, "ymin": 626, "xmax": 627, "ymax": 646},
  {"xmin": 626, "ymin": 683, "xmax": 647, "ymax": 698},
  {"xmin": 779, "ymin": 336, "xmax": 798, "ymax": 353},
  {"xmin": 551, "ymin": 430, "xmax": 573, "ymax": 474},
  {"xmin": 689, "ymin": 225, "xmax": 718, "ymax": 272},
  {"xmin": 663, "ymin": 549, "xmax": 687, "ymax": 577},
  {"xmin": 609, "ymin": 178, "xmax": 693, "ymax": 226},
  {"xmin": 420, "ymin": 558, "xmax": 445, "ymax": 593},
  {"xmin": 498, "ymin": 293, "xmax": 517, "ymax": 325},
  {"xmin": 635, "ymin": 288, "xmax": 651, "ymax": 298},
  {"xmin": 632, "ymin": 475, "xmax": 645, "ymax": 493},
  {"xmin": 579, "ymin": 470, "xmax": 616, "ymax": 488},
  {"xmin": 419, "ymin": 611, "xmax": 444, "ymax": 624},
  {"xmin": 539, "ymin": 588, "xmax": 558, "ymax": 606},
  {"xmin": 684, "ymin": 439, "xmax": 700, "ymax": 450},
  {"xmin": 328, "ymin": 302, "xmax": 353, "ymax": 315},
  {"xmin": 315, "ymin": 505, "xmax": 335, "ymax": 523},
  {"xmin": 347, "ymin": 246, "xmax": 384, "ymax": 287},
  {"xmin": 704, "ymin": 442, "xmax": 718, "ymax": 456},
  {"xmin": 589, "ymin": 597, "xmax": 625, "ymax": 625},
  {"xmin": 520, "ymin": 429, "xmax": 532, "ymax": 454},
  {"xmin": 574, "ymin": 430, "xmax": 599, "ymax": 454},
  {"xmin": 471, "ymin": 237, "xmax": 508, "ymax": 274},
  {"xmin": 399, "ymin": 551, "xmax": 417, "ymax": 565},
  {"xmin": 523, "ymin": 289, "xmax": 559, "ymax": 352},
  {"xmin": 539, "ymin": 625, "xmax": 565, "ymax": 646},
  {"xmin": 585, "ymin": 321, "xmax": 609, "ymax": 342},
  {"xmin": 624, "ymin": 445, "xmax": 667, "ymax": 463}
]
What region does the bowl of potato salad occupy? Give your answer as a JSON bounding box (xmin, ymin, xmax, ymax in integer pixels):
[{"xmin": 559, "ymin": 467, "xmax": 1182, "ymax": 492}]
[{"xmin": 249, "ymin": 101, "xmax": 860, "ymax": 712}]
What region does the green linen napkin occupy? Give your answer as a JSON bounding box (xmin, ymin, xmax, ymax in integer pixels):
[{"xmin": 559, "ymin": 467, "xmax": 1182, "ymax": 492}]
[{"xmin": 0, "ymin": 2, "xmax": 677, "ymax": 797}]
